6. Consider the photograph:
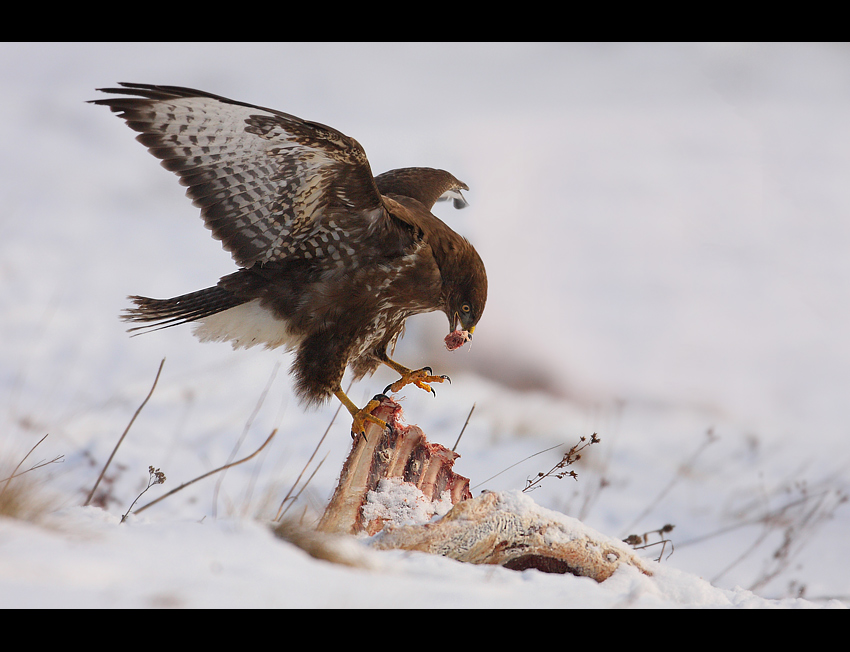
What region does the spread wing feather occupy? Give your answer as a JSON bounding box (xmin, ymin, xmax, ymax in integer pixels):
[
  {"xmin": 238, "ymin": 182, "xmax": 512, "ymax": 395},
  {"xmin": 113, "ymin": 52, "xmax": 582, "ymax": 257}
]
[{"xmin": 91, "ymin": 83, "xmax": 386, "ymax": 267}]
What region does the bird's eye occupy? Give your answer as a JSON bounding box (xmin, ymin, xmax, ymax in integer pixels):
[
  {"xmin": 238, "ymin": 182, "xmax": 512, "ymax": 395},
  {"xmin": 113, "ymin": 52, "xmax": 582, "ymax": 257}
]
[{"xmin": 461, "ymin": 304, "xmax": 471, "ymax": 313}]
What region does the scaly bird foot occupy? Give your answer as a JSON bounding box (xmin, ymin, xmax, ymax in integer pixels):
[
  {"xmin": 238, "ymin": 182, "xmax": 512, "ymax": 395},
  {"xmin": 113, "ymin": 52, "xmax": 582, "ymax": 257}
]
[
  {"xmin": 384, "ymin": 366, "xmax": 451, "ymax": 397},
  {"xmin": 334, "ymin": 389, "xmax": 389, "ymax": 440},
  {"xmin": 349, "ymin": 395, "xmax": 389, "ymax": 440}
]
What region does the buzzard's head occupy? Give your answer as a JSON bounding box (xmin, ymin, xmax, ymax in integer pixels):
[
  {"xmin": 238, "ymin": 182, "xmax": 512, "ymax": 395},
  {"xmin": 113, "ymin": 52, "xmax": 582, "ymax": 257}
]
[{"xmin": 441, "ymin": 239, "xmax": 487, "ymax": 338}]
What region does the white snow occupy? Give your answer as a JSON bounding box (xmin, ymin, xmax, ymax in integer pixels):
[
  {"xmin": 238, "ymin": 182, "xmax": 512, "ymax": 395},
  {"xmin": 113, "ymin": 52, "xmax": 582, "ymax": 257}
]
[
  {"xmin": 362, "ymin": 477, "xmax": 455, "ymax": 527},
  {"xmin": 1, "ymin": 43, "xmax": 848, "ymax": 608}
]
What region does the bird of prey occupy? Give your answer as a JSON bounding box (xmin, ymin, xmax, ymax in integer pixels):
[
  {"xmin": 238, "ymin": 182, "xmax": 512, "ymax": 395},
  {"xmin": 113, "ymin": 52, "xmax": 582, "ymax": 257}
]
[{"xmin": 92, "ymin": 83, "xmax": 487, "ymax": 436}]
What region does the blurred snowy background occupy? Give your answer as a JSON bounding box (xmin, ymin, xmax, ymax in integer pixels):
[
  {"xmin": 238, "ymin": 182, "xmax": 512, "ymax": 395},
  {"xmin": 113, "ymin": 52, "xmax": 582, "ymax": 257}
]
[{"xmin": 1, "ymin": 43, "xmax": 848, "ymax": 606}]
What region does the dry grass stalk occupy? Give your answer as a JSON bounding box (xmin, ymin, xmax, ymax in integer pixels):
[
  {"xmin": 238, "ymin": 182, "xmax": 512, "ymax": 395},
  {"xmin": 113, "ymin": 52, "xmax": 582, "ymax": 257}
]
[
  {"xmin": 523, "ymin": 433, "xmax": 600, "ymax": 493},
  {"xmin": 624, "ymin": 524, "xmax": 676, "ymax": 562},
  {"xmin": 274, "ymin": 383, "xmax": 349, "ymax": 522},
  {"xmin": 622, "ymin": 427, "xmax": 717, "ymax": 534},
  {"xmin": 213, "ymin": 362, "xmax": 280, "ymax": 518},
  {"xmin": 0, "ymin": 434, "xmax": 62, "ymax": 523},
  {"xmin": 133, "ymin": 429, "xmax": 277, "ymax": 516},
  {"xmin": 85, "ymin": 358, "xmax": 165, "ymax": 507},
  {"xmin": 1, "ymin": 434, "xmax": 63, "ymax": 490},
  {"xmin": 120, "ymin": 466, "xmax": 166, "ymax": 523}
]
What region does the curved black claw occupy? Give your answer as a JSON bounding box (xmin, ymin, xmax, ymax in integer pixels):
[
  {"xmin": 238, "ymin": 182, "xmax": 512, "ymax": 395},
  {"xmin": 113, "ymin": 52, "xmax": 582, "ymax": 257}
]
[
  {"xmin": 383, "ymin": 383, "xmax": 393, "ymax": 395},
  {"xmin": 442, "ymin": 374, "xmax": 452, "ymax": 384}
]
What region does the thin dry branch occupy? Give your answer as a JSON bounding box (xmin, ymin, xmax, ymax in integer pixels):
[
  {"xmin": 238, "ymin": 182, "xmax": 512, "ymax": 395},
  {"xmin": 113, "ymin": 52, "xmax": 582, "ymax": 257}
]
[
  {"xmin": 624, "ymin": 524, "xmax": 676, "ymax": 562},
  {"xmin": 621, "ymin": 427, "xmax": 718, "ymax": 534},
  {"xmin": 276, "ymin": 451, "xmax": 330, "ymax": 521},
  {"xmin": 523, "ymin": 433, "xmax": 600, "ymax": 493},
  {"xmin": 0, "ymin": 434, "xmax": 63, "ymax": 490},
  {"xmin": 133, "ymin": 428, "xmax": 277, "ymax": 516},
  {"xmin": 452, "ymin": 403, "xmax": 475, "ymax": 452},
  {"xmin": 710, "ymin": 486, "xmax": 846, "ymax": 590},
  {"xmin": 213, "ymin": 361, "xmax": 280, "ymax": 518},
  {"xmin": 85, "ymin": 358, "xmax": 165, "ymax": 507},
  {"xmin": 471, "ymin": 442, "xmax": 563, "ymax": 491},
  {"xmin": 120, "ymin": 466, "xmax": 166, "ymax": 523},
  {"xmin": 274, "ymin": 381, "xmax": 349, "ymax": 521}
]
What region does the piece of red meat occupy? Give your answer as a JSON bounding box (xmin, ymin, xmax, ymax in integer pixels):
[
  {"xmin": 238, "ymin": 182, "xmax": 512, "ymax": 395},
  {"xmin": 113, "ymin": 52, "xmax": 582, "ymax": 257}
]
[{"xmin": 444, "ymin": 330, "xmax": 471, "ymax": 351}]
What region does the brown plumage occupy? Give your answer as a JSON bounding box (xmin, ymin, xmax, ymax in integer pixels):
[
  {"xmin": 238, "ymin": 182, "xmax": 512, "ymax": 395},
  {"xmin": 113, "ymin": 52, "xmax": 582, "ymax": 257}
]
[{"xmin": 91, "ymin": 83, "xmax": 487, "ymax": 435}]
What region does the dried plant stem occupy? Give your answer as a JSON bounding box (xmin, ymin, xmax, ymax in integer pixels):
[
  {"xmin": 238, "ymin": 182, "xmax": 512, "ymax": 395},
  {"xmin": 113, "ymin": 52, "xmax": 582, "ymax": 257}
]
[
  {"xmin": 134, "ymin": 429, "xmax": 278, "ymax": 516},
  {"xmin": 274, "ymin": 383, "xmax": 348, "ymax": 521},
  {"xmin": 690, "ymin": 487, "xmax": 846, "ymax": 589},
  {"xmin": 472, "ymin": 443, "xmax": 563, "ymax": 491},
  {"xmin": 120, "ymin": 467, "xmax": 166, "ymax": 523},
  {"xmin": 1, "ymin": 434, "xmax": 64, "ymax": 494},
  {"xmin": 212, "ymin": 361, "xmax": 280, "ymax": 518},
  {"xmin": 678, "ymin": 490, "xmax": 834, "ymax": 549},
  {"xmin": 452, "ymin": 403, "xmax": 475, "ymax": 452},
  {"xmin": 84, "ymin": 358, "xmax": 165, "ymax": 507},
  {"xmin": 523, "ymin": 433, "xmax": 600, "ymax": 493},
  {"xmin": 621, "ymin": 428, "xmax": 717, "ymax": 535},
  {"xmin": 276, "ymin": 451, "xmax": 330, "ymax": 521},
  {"xmin": 624, "ymin": 524, "xmax": 676, "ymax": 562}
]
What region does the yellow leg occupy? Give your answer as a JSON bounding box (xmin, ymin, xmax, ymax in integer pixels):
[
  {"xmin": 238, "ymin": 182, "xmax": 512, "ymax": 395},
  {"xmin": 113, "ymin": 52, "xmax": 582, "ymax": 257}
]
[
  {"xmin": 381, "ymin": 358, "xmax": 450, "ymax": 396},
  {"xmin": 334, "ymin": 388, "xmax": 388, "ymax": 438}
]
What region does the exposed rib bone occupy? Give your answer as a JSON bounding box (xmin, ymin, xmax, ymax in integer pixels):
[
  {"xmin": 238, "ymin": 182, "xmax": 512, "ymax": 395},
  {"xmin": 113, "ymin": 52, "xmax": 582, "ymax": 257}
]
[{"xmin": 317, "ymin": 398, "xmax": 471, "ymax": 536}]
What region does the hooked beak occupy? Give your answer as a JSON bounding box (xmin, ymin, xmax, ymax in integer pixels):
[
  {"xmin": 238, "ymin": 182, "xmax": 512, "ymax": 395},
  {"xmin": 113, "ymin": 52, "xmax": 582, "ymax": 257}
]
[{"xmin": 451, "ymin": 313, "xmax": 475, "ymax": 340}]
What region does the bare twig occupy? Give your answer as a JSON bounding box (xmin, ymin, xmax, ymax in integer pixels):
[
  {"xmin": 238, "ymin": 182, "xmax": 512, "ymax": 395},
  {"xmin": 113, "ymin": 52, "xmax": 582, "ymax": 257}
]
[
  {"xmin": 120, "ymin": 466, "xmax": 166, "ymax": 523},
  {"xmin": 709, "ymin": 487, "xmax": 847, "ymax": 590},
  {"xmin": 452, "ymin": 403, "xmax": 475, "ymax": 452},
  {"xmin": 213, "ymin": 361, "xmax": 280, "ymax": 518},
  {"xmin": 523, "ymin": 433, "xmax": 600, "ymax": 493},
  {"xmin": 85, "ymin": 358, "xmax": 165, "ymax": 507},
  {"xmin": 624, "ymin": 524, "xmax": 676, "ymax": 562},
  {"xmin": 134, "ymin": 429, "xmax": 278, "ymax": 516},
  {"xmin": 577, "ymin": 476, "xmax": 611, "ymax": 522},
  {"xmin": 276, "ymin": 451, "xmax": 330, "ymax": 521},
  {"xmin": 677, "ymin": 490, "xmax": 835, "ymax": 548},
  {"xmin": 274, "ymin": 383, "xmax": 349, "ymax": 521},
  {"xmin": 0, "ymin": 434, "xmax": 64, "ymax": 491},
  {"xmin": 621, "ymin": 427, "xmax": 718, "ymax": 535},
  {"xmin": 575, "ymin": 400, "xmax": 623, "ymax": 521},
  {"xmin": 471, "ymin": 442, "xmax": 564, "ymax": 491}
]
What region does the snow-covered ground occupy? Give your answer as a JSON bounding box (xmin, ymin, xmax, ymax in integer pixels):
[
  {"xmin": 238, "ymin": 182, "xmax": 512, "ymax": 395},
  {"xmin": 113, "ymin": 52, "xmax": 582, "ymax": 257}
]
[{"xmin": 1, "ymin": 43, "xmax": 848, "ymax": 608}]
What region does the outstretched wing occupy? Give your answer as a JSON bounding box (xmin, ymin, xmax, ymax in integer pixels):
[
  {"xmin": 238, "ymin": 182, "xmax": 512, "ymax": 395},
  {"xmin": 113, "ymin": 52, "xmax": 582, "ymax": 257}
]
[{"xmin": 91, "ymin": 83, "xmax": 386, "ymax": 267}]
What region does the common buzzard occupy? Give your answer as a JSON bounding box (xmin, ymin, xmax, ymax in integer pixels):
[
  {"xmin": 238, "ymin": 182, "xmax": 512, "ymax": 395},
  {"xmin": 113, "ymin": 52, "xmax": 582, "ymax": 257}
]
[{"xmin": 92, "ymin": 83, "xmax": 487, "ymax": 436}]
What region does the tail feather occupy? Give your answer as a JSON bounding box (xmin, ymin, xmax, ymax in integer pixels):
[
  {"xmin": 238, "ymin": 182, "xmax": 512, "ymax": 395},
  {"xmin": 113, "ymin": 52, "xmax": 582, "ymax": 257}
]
[{"xmin": 121, "ymin": 286, "xmax": 247, "ymax": 334}]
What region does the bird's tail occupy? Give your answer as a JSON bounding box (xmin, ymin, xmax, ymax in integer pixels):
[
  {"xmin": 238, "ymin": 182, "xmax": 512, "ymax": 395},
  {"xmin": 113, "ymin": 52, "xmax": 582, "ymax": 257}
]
[{"xmin": 121, "ymin": 286, "xmax": 248, "ymax": 334}]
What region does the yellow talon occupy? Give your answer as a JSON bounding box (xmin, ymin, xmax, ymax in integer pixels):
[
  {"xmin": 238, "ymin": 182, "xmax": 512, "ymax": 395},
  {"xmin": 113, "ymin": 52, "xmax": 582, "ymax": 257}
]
[
  {"xmin": 334, "ymin": 389, "xmax": 388, "ymax": 439},
  {"xmin": 383, "ymin": 366, "xmax": 451, "ymax": 396}
]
